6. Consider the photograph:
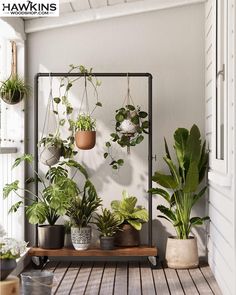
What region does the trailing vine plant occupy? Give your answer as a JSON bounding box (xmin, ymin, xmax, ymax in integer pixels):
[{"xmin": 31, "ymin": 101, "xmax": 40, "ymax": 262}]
[{"xmin": 104, "ymin": 76, "xmax": 149, "ymax": 170}]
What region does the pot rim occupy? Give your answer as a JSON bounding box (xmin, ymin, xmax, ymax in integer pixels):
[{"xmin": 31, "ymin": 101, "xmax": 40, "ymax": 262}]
[
  {"xmin": 38, "ymin": 224, "xmax": 64, "ymax": 228},
  {"xmin": 168, "ymin": 236, "xmax": 196, "ymax": 240},
  {"xmin": 71, "ymin": 226, "xmax": 91, "ymax": 229},
  {"xmin": 75, "ymin": 130, "xmax": 96, "ymax": 134}
]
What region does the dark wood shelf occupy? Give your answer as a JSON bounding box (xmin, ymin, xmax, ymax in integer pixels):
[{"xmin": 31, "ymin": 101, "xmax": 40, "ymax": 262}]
[{"xmin": 28, "ymin": 246, "xmax": 158, "ymax": 257}]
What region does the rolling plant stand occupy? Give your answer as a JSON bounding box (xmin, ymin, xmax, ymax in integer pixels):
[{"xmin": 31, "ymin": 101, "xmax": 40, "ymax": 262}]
[{"xmin": 29, "ymin": 72, "xmax": 158, "ymax": 267}]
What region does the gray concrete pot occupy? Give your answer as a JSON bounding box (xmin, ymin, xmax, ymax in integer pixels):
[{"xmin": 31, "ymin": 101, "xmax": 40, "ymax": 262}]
[
  {"xmin": 71, "ymin": 226, "xmax": 91, "ymax": 250},
  {"xmin": 40, "ymin": 145, "xmax": 61, "ymax": 166},
  {"xmin": 38, "ymin": 225, "xmax": 65, "ymax": 249},
  {"xmin": 100, "ymin": 236, "xmax": 115, "ymax": 250},
  {"xmin": 0, "ymin": 259, "xmax": 17, "ymax": 280},
  {"xmin": 165, "ymin": 236, "xmax": 199, "ymax": 269}
]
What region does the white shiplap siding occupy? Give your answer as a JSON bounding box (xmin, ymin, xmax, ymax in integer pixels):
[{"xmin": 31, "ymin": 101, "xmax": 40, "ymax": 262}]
[{"xmin": 205, "ymin": 1, "xmax": 235, "ymax": 294}]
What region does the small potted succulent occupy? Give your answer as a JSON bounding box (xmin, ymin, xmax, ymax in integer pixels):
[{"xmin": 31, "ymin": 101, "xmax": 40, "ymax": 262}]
[
  {"xmin": 111, "ymin": 191, "xmax": 148, "ymax": 247},
  {"xmin": 0, "ymin": 225, "xmax": 27, "ymax": 280},
  {"xmin": 3, "ymin": 155, "xmax": 88, "ymax": 249},
  {"xmin": 67, "ymin": 180, "xmax": 102, "ymax": 250},
  {"xmin": 74, "ymin": 114, "xmax": 96, "ymax": 150},
  {"xmin": 94, "ymin": 208, "xmax": 121, "ymax": 250},
  {"xmin": 38, "ymin": 134, "xmax": 63, "ymax": 166},
  {"xmin": 150, "ymin": 124, "xmax": 209, "ymax": 269},
  {"xmin": 0, "ymin": 75, "xmax": 30, "ymax": 105}
]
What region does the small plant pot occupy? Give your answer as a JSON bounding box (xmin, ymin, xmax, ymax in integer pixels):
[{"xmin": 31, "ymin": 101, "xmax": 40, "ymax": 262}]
[
  {"xmin": 38, "ymin": 225, "xmax": 65, "ymax": 249},
  {"xmin": 100, "ymin": 236, "xmax": 115, "ymax": 250},
  {"xmin": 0, "ymin": 90, "xmax": 24, "ymax": 105},
  {"xmin": 165, "ymin": 236, "xmax": 199, "ymax": 269},
  {"xmin": 114, "ymin": 224, "xmax": 140, "ymax": 247},
  {"xmin": 71, "ymin": 226, "xmax": 91, "ymax": 250},
  {"xmin": 75, "ymin": 131, "xmax": 96, "ymax": 150},
  {"xmin": 40, "ymin": 145, "xmax": 61, "ymax": 166},
  {"xmin": 0, "ymin": 259, "xmax": 17, "ymax": 280}
]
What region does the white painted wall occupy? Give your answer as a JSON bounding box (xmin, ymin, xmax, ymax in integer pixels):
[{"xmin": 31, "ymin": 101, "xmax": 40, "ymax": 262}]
[
  {"xmin": 26, "ymin": 3, "xmax": 206, "ymax": 257},
  {"xmin": 205, "ymin": 1, "xmax": 236, "ymax": 294}
]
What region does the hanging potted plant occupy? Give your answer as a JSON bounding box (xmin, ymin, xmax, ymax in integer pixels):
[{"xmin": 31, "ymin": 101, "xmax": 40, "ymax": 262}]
[
  {"xmin": 111, "ymin": 191, "xmax": 148, "ymax": 247},
  {"xmin": 149, "ymin": 124, "xmax": 209, "ymax": 269},
  {"xmin": 0, "ymin": 225, "xmax": 27, "ymax": 281},
  {"xmin": 74, "ymin": 114, "xmax": 96, "ymax": 150},
  {"xmin": 66, "ymin": 180, "xmax": 102, "ymax": 250},
  {"xmin": 3, "ymin": 155, "xmax": 88, "ymax": 249},
  {"xmin": 104, "ymin": 76, "xmax": 148, "ymax": 169},
  {"xmin": 94, "ymin": 208, "xmax": 121, "ymax": 250},
  {"xmin": 0, "ymin": 75, "xmax": 30, "ymax": 105}
]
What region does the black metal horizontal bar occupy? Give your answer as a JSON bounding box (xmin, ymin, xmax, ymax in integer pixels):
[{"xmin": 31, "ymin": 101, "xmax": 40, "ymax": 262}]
[{"xmin": 36, "ymin": 72, "xmax": 152, "ymax": 78}]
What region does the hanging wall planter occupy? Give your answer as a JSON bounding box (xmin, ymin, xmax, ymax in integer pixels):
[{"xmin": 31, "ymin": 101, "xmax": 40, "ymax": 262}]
[
  {"xmin": 75, "ymin": 115, "xmax": 96, "ymax": 150},
  {"xmin": 39, "ymin": 136, "xmax": 62, "ymax": 167},
  {"xmin": 104, "ymin": 75, "xmax": 149, "ymax": 169}
]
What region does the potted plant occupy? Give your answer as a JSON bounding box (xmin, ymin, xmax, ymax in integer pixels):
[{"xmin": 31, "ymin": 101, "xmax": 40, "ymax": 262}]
[
  {"xmin": 39, "ymin": 135, "xmax": 63, "ymax": 166},
  {"xmin": 74, "ymin": 114, "xmax": 96, "ymax": 150},
  {"xmin": 111, "ymin": 191, "xmax": 148, "ymax": 247},
  {"xmin": 150, "ymin": 124, "xmax": 209, "ymax": 269},
  {"xmin": 3, "ymin": 155, "xmax": 88, "ymax": 249},
  {"xmin": 94, "ymin": 208, "xmax": 121, "ymax": 250},
  {"xmin": 0, "ymin": 75, "xmax": 29, "ymax": 105},
  {"xmin": 66, "ymin": 180, "xmax": 102, "ymax": 250},
  {"xmin": 0, "ymin": 225, "xmax": 27, "ymax": 280}
]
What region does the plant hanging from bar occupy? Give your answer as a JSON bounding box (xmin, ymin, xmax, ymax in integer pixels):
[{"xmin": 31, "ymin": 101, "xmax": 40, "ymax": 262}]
[
  {"xmin": 0, "ymin": 41, "xmax": 30, "ymax": 105},
  {"xmin": 104, "ymin": 75, "xmax": 149, "ymax": 170}
]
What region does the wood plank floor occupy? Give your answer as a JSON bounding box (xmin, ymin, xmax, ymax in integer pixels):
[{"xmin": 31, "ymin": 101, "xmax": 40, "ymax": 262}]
[{"xmin": 22, "ymin": 261, "xmax": 222, "ymax": 295}]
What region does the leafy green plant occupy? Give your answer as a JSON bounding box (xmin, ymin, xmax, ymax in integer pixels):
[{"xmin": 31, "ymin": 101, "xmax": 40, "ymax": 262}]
[
  {"xmin": 111, "ymin": 191, "xmax": 148, "ymax": 230},
  {"xmin": 104, "ymin": 104, "xmax": 148, "ymax": 169},
  {"xmin": 0, "ymin": 75, "xmax": 30, "ymax": 104},
  {"xmin": 3, "ymin": 154, "xmax": 88, "ymax": 225},
  {"xmin": 94, "ymin": 208, "xmax": 121, "ymax": 237},
  {"xmin": 66, "ymin": 180, "xmax": 102, "ymax": 228},
  {"xmin": 149, "ymin": 124, "xmax": 209, "ymax": 239},
  {"xmin": 75, "ymin": 114, "xmax": 96, "ymax": 131}
]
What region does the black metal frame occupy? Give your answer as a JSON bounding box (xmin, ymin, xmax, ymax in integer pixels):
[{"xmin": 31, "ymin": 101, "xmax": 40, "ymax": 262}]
[{"xmin": 34, "ymin": 72, "xmax": 153, "ymax": 247}]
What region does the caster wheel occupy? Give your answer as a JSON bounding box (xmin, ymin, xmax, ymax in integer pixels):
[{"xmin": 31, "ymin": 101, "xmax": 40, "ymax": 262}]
[{"xmin": 31, "ymin": 256, "xmax": 48, "ymax": 269}]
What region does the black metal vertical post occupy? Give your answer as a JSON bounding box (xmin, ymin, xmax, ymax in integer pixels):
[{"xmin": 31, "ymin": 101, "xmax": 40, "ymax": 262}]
[
  {"xmin": 34, "ymin": 74, "xmax": 39, "ymax": 247},
  {"xmin": 148, "ymin": 74, "xmax": 153, "ymax": 247},
  {"xmin": 34, "ymin": 72, "xmax": 153, "ymax": 248}
]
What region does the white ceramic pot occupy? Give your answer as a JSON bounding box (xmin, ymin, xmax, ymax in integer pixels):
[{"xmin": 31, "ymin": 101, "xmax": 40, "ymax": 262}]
[
  {"xmin": 120, "ymin": 119, "xmax": 137, "ymax": 134},
  {"xmin": 40, "ymin": 146, "xmax": 61, "ymax": 166},
  {"xmin": 71, "ymin": 227, "xmax": 91, "ymax": 250},
  {"xmin": 165, "ymin": 236, "xmax": 199, "ymax": 269}
]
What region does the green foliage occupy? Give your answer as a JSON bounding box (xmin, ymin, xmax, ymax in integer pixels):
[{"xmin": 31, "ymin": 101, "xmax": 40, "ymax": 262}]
[
  {"xmin": 111, "ymin": 191, "xmax": 148, "ymax": 230},
  {"xmin": 104, "ymin": 105, "xmax": 148, "ymax": 170},
  {"xmin": 150, "ymin": 124, "xmax": 209, "ymax": 239},
  {"xmin": 3, "ymin": 154, "xmax": 88, "ymax": 225},
  {"xmin": 75, "ymin": 114, "xmax": 96, "ymax": 131},
  {"xmin": 66, "ymin": 180, "xmax": 102, "ymax": 228},
  {"xmin": 94, "ymin": 208, "xmax": 121, "ymax": 237},
  {"xmin": 38, "ymin": 134, "xmax": 63, "ymax": 148},
  {"xmin": 0, "ymin": 75, "xmax": 30, "ymax": 103}
]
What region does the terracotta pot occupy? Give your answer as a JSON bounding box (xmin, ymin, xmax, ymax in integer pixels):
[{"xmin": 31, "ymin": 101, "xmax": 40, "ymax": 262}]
[
  {"xmin": 75, "ymin": 131, "xmax": 96, "ymax": 150},
  {"xmin": 71, "ymin": 226, "xmax": 91, "ymax": 250},
  {"xmin": 0, "ymin": 259, "xmax": 17, "ymax": 280},
  {"xmin": 0, "ymin": 90, "xmax": 24, "ymax": 105},
  {"xmin": 40, "ymin": 146, "xmax": 61, "ymax": 166},
  {"xmin": 114, "ymin": 223, "xmax": 140, "ymax": 247},
  {"xmin": 38, "ymin": 225, "xmax": 65, "ymax": 249},
  {"xmin": 165, "ymin": 236, "xmax": 199, "ymax": 269},
  {"xmin": 100, "ymin": 236, "xmax": 115, "ymax": 250}
]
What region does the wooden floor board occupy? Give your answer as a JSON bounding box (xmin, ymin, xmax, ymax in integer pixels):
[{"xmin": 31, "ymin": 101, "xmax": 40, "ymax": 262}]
[
  {"xmin": 152, "ymin": 266, "xmax": 170, "ymax": 295},
  {"xmin": 177, "ymin": 269, "xmax": 199, "ymax": 295},
  {"xmin": 189, "ymin": 268, "xmax": 213, "ymax": 294},
  {"xmin": 70, "ymin": 262, "xmax": 93, "ymax": 295},
  {"xmin": 200, "ymin": 265, "xmax": 222, "ymax": 295},
  {"xmin": 140, "ymin": 261, "xmax": 156, "ymax": 295},
  {"xmin": 84, "ymin": 262, "xmax": 105, "ymax": 295},
  {"xmin": 99, "ymin": 262, "xmax": 116, "ymax": 295},
  {"xmin": 128, "ymin": 261, "xmax": 142, "ymax": 295},
  {"xmin": 113, "ymin": 262, "xmax": 128, "ymax": 295},
  {"xmin": 55, "ymin": 262, "xmax": 80, "ymax": 295},
  {"xmin": 163, "ymin": 268, "xmax": 184, "ymax": 295},
  {"xmin": 21, "ymin": 260, "xmax": 222, "ymax": 295}
]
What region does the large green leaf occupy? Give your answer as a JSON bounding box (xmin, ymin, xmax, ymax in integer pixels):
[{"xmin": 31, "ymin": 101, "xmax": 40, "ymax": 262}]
[
  {"xmin": 26, "ymin": 202, "xmax": 47, "ymax": 224},
  {"xmin": 12, "ymin": 154, "xmax": 33, "ymax": 169},
  {"xmin": 183, "ymin": 161, "xmax": 199, "ymax": 193},
  {"xmin": 131, "ymin": 208, "xmax": 148, "ymax": 222},
  {"xmin": 163, "ymin": 157, "xmax": 181, "ymax": 186},
  {"xmin": 157, "ymin": 205, "xmax": 176, "ymax": 221},
  {"xmin": 148, "ymin": 188, "xmax": 171, "ymax": 203},
  {"xmin": 164, "ymin": 137, "xmax": 171, "ymax": 159},
  {"xmin": 174, "ymin": 128, "xmax": 189, "ymax": 170},
  {"xmin": 185, "ymin": 124, "xmax": 201, "ymax": 168},
  {"xmin": 152, "ymin": 172, "xmax": 178, "ymax": 189},
  {"xmin": 8, "ymin": 201, "xmax": 23, "ymax": 213},
  {"xmin": 128, "ymin": 219, "xmax": 142, "ymax": 230},
  {"xmin": 198, "ymin": 140, "xmax": 209, "ymax": 183},
  {"xmin": 3, "ymin": 181, "xmax": 19, "ymax": 198},
  {"xmin": 192, "ymin": 186, "xmax": 207, "ymax": 207}
]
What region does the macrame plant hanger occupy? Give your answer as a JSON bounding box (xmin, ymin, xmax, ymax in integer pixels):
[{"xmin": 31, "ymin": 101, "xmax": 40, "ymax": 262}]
[{"xmin": 79, "ymin": 74, "xmax": 90, "ymax": 116}]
